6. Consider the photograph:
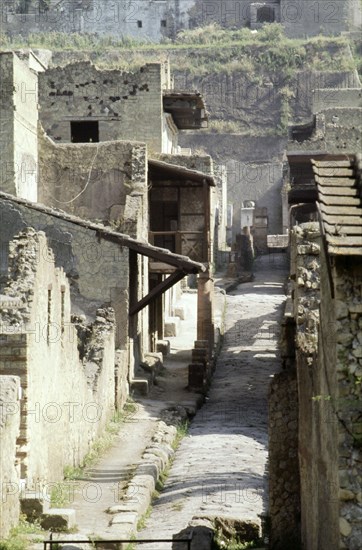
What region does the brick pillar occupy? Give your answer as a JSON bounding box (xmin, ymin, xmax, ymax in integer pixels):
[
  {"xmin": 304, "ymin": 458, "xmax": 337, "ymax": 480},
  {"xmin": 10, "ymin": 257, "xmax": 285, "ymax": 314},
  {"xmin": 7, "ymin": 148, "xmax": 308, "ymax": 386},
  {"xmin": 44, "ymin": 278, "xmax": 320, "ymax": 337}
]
[{"xmin": 197, "ymin": 270, "xmax": 214, "ymax": 356}]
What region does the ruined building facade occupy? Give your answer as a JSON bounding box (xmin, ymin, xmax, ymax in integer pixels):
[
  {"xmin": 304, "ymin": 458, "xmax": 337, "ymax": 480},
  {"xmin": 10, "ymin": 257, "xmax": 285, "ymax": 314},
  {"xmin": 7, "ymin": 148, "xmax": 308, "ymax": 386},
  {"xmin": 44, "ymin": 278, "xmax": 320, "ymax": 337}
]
[
  {"xmin": 2, "ymin": 0, "xmax": 361, "ymax": 39},
  {"xmin": 0, "ymin": 49, "xmax": 223, "ymax": 538}
]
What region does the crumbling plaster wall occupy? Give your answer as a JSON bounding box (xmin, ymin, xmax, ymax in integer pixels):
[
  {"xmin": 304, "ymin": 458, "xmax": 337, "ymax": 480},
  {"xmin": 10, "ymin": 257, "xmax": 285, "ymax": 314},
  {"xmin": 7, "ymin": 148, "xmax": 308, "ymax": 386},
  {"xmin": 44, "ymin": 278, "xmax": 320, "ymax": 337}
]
[
  {"xmin": 2, "ymin": 0, "xmax": 360, "ymax": 38},
  {"xmin": 0, "ymin": 199, "xmax": 129, "ymax": 351},
  {"xmin": 1, "ymin": 0, "xmax": 196, "ymax": 40},
  {"xmin": 38, "ymin": 129, "xmax": 148, "ymax": 238},
  {"xmin": 38, "ymin": 62, "xmax": 168, "ymax": 153},
  {"xmin": 0, "ymin": 375, "xmax": 21, "ymax": 538},
  {"xmin": 0, "ymin": 52, "xmax": 38, "ymax": 202},
  {"xmin": 0, "ymin": 229, "xmax": 116, "ymax": 492},
  {"xmin": 37, "ymin": 129, "xmax": 149, "ymax": 369}
]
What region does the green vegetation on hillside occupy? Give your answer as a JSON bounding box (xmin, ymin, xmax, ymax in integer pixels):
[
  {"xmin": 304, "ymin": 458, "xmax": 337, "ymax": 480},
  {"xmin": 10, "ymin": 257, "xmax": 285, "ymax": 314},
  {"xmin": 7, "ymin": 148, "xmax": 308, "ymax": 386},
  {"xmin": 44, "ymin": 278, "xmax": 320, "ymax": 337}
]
[
  {"xmin": 1, "ymin": 23, "xmax": 359, "ymax": 135},
  {"xmin": 0, "ymin": 23, "xmax": 356, "ymax": 76}
]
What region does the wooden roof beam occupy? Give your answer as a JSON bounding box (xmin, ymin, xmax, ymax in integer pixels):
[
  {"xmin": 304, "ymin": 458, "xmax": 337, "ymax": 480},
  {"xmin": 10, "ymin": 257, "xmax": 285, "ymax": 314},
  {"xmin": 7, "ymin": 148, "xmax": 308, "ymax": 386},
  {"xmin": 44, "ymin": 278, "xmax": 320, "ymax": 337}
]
[{"xmin": 129, "ymin": 270, "xmax": 186, "ymax": 316}]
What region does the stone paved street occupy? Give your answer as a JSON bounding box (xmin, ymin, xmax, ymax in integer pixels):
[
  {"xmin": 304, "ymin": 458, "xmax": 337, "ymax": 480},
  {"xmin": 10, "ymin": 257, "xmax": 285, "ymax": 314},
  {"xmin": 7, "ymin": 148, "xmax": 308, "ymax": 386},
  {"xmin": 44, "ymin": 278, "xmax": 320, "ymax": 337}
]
[{"xmin": 138, "ymin": 253, "xmax": 288, "ymax": 549}]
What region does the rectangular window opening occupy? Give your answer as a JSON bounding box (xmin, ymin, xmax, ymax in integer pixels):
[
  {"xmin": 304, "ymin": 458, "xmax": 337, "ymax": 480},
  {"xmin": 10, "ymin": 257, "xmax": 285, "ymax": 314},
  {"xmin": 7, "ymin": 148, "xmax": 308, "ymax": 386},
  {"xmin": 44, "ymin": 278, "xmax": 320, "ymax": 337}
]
[
  {"xmin": 137, "ymin": 20, "xmax": 143, "ymax": 28},
  {"xmin": 161, "ymin": 20, "xmax": 167, "ymax": 27},
  {"xmin": 70, "ymin": 121, "xmax": 99, "ymax": 143}
]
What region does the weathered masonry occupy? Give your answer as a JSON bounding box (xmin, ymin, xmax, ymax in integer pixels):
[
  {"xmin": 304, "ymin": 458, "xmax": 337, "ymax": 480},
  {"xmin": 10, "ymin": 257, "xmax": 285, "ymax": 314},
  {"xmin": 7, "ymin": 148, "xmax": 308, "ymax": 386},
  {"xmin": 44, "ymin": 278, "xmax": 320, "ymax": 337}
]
[
  {"xmin": 0, "ymin": 50, "xmax": 44, "ymax": 202},
  {"xmin": 270, "ymin": 155, "xmax": 362, "ymax": 550},
  {"xmin": 0, "ymin": 47, "xmax": 222, "ymax": 539},
  {"xmin": 38, "ymin": 61, "xmax": 207, "ymax": 153},
  {"xmin": 0, "ymin": 196, "xmax": 205, "ymax": 539},
  {"xmin": 2, "ymin": 0, "xmax": 361, "ymax": 39},
  {"xmin": 283, "ymin": 87, "xmax": 362, "ymax": 234},
  {"xmin": 0, "ymin": 49, "xmax": 220, "ymax": 346}
]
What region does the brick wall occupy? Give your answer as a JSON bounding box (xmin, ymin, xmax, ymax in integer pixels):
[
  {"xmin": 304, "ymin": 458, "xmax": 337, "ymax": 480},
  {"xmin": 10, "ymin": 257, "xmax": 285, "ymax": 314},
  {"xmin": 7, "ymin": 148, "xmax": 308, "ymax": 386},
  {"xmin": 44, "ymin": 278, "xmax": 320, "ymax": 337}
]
[{"xmin": 39, "ymin": 62, "xmax": 167, "ymax": 152}]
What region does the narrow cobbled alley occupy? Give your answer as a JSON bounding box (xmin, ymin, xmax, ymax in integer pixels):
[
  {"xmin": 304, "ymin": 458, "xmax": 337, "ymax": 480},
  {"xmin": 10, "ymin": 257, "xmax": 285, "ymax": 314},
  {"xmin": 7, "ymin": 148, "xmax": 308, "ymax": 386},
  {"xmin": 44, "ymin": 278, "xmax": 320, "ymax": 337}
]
[
  {"xmin": 36, "ymin": 254, "xmax": 288, "ymax": 549},
  {"xmin": 138, "ymin": 253, "xmax": 288, "ymax": 548}
]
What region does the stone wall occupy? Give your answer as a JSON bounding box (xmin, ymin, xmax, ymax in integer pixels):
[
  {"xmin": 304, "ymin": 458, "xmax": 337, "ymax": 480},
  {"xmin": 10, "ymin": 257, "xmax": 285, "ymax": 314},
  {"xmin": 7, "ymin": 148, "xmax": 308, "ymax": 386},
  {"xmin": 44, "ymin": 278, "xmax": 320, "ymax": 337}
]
[
  {"xmin": 0, "ymin": 229, "xmax": 116, "ymax": 499},
  {"xmin": 0, "ymin": 51, "xmax": 39, "ymax": 202},
  {"xmin": 269, "ymin": 369, "xmax": 300, "ymax": 550},
  {"xmin": 1, "ymin": 0, "xmax": 196, "ymax": 41},
  {"xmin": 38, "ymin": 129, "xmax": 148, "ymax": 237},
  {"xmin": 312, "ymin": 87, "xmax": 362, "ymax": 114},
  {"xmin": 191, "ymin": 0, "xmax": 279, "ymax": 29},
  {"xmin": 280, "ymin": 221, "xmax": 362, "ymax": 550},
  {"xmin": 319, "ymin": 251, "xmax": 362, "ymax": 550},
  {"xmin": 0, "ymin": 199, "xmax": 129, "ymax": 350},
  {"xmin": 289, "ymin": 229, "xmax": 362, "ymax": 550},
  {"xmin": 290, "ymin": 223, "xmax": 335, "ymax": 550},
  {"xmin": 288, "ymin": 110, "xmax": 362, "ymax": 154},
  {"xmin": 178, "ymin": 134, "xmax": 286, "ymax": 238},
  {"xmin": 2, "ymin": 0, "xmax": 360, "ymax": 38},
  {"xmin": 192, "ymin": 0, "xmax": 361, "ymax": 36},
  {"xmin": 291, "ymin": 70, "xmax": 361, "ymax": 121},
  {"xmin": 280, "ymin": 0, "xmax": 358, "ymax": 38},
  {"xmin": 38, "ymin": 61, "xmax": 169, "ymax": 153},
  {"xmin": 0, "ymin": 375, "xmax": 21, "ymax": 538}
]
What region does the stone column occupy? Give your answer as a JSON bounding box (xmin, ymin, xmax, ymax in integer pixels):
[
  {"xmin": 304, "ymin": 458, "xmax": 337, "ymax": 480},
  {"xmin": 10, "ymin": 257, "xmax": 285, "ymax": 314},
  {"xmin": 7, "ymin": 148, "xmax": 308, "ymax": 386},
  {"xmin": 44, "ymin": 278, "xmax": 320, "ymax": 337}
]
[{"xmin": 197, "ymin": 270, "xmax": 214, "ymax": 356}]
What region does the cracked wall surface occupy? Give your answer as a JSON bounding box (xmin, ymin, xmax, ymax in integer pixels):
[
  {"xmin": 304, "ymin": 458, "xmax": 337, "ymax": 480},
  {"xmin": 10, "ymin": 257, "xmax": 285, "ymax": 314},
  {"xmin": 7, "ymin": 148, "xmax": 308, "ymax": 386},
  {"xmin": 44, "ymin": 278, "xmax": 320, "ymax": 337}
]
[
  {"xmin": 0, "ymin": 199, "xmax": 129, "ymax": 349},
  {"xmin": 0, "ymin": 52, "xmax": 39, "ymax": 202},
  {"xmin": 0, "ymin": 375, "xmax": 21, "ymax": 539},
  {"xmin": 39, "ymin": 61, "xmax": 169, "ymax": 153},
  {"xmin": 272, "ymin": 222, "xmax": 362, "ymax": 550},
  {"xmin": 38, "ymin": 129, "xmax": 148, "ymax": 238},
  {"xmin": 2, "ymin": 1, "xmax": 359, "ymax": 39},
  {"xmin": 0, "ymin": 230, "xmax": 117, "ymax": 536},
  {"xmin": 319, "ymin": 250, "xmax": 362, "ymax": 550}
]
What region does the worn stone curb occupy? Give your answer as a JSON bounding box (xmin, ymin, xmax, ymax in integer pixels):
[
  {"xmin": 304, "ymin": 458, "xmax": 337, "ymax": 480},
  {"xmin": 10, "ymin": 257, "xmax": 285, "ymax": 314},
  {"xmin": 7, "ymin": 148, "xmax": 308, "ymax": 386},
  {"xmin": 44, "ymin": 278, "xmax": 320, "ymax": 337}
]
[{"xmin": 106, "ymin": 420, "xmax": 177, "ymax": 539}]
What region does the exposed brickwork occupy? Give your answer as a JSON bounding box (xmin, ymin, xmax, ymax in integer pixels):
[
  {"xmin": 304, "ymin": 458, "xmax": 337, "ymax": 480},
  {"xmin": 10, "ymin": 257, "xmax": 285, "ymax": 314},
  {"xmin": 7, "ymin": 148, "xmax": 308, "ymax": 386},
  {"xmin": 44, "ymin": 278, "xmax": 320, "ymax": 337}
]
[
  {"xmin": 0, "ymin": 229, "xmax": 116, "ymax": 505},
  {"xmin": 39, "ymin": 62, "xmax": 168, "ymax": 152}
]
